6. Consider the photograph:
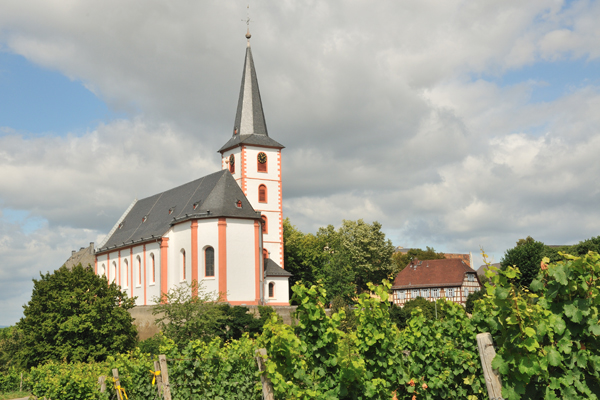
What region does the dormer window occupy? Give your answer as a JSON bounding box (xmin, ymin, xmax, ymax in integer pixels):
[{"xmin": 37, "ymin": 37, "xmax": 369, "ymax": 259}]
[
  {"xmin": 142, "ymin": 216, "xmax": 148, "ymax": 223},
  {"xmin": 168, "ymin": 207, "xmax": 175, "ymax": 215},
  {"xmin": 236, "ymin": 200, "xmax": 242, "ymax": 208},
  {"xmin": 468, "ymin": 274, "xmax": 474, "ymax": 282},
  {"xmin": 118, "ymin": 222, "xmax": 124, "ymax": 229},
  {"xmin": 193, "ymin": 202, "xmax": 199, "ymax": 210}
]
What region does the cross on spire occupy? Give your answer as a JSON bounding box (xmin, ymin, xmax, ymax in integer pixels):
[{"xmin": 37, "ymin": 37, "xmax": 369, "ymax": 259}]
[{"xmin": 243, "ymin": 5, "xmax": 251, "ymax": 42}]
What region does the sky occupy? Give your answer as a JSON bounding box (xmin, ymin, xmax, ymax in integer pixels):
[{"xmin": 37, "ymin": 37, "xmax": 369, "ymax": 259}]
[{"xmin": 1, "ymin": 0, "xmax": 599, "ymax": 326}]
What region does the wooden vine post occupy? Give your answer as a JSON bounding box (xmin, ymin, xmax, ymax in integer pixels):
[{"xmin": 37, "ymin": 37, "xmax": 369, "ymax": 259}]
[
  {"xmin": 476, "ymin": 332, "xmax": 504, "ymax": 399},
  {"xmin": 153, "ymin": 360, "xmax": 164, "ymax": 395},
  {"xmin": 158, "ymin": 354, "xmax": 172, "ymax": 400},
  {"xmin": 98, "ymin": 375, "xmax": 106, "ymax": 393},
  {"xmin": 112, "ymin": 368, "xmax": 123, "ymax": 400},
  {"xmin": 255, "ymin": 348, "xmax": 275, "ymax": 400}
]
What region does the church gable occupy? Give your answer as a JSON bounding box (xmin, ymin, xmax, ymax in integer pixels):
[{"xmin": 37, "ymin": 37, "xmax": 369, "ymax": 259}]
[{"xmin": 98, "ymin": 170, "xmax": 259, "ymax": 253}]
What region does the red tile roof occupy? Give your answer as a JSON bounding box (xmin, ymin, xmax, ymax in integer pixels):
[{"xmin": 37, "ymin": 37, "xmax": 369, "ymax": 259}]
[{"xmin": 392, "ymin": 258, "xmax": 477, "ymax": 289}]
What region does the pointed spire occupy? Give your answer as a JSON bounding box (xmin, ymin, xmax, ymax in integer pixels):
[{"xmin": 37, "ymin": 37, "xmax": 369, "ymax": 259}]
[{"xmin": 232, "ymin": 34, "xmax": 269, "ymax": 137}]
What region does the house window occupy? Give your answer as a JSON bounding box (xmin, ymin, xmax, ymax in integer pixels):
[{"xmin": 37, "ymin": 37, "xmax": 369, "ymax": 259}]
[
  {"xmin": 261, "ymin": 215, "xmax": 268, "ymax": 234},
  {"xmin": 205, "ymin": 247, "xmax": 215, "ymax": 277},
  {"xmin": 123, "ymin": 259, "xmax": 129, "ymax": 287},
  {"xmin": 150, "ymin": 253, "xmax": 155, "ymax": 284},
  {"xmin": 412, "ymin": 289, "xmax": 419, "ymax": 298},
  {"xmin": 258, "ymin": 185, "xmax": 267, "ymax": 203},
  {"xmin": 229, "ymin": 154, "xmax": 235, "ymax": 173},
  {"xmin": 475, "ymin": 287, "xmax": 480, "ymax": 292},
  {"xmin": 447, "ymin": 288, "xmax": 455, "ymax": 297},
  {"xmin": 268, "ymin": 282, "xmax": 275, "ymax": 298},
  {"xmin": 257, "ymin": 152, "xmax": 267, "ymax": 172},
  {"xmin": 137, "ymin": 256, "xmax": 142, "ymax": 285},
  {"xmin": 464, "ymin": 288, "xmax": 469, "ymax": 298},
  {"xmin": 432, "ymin": 288, "xmax": 439, "ymax": 298},
  {"xmin": 468, "ymin": 274, "xmax": 474, "ymax": 282},
  {"xmin": 181, "ymin": 249, "xmax": 186, "ymax": 280},
  {"xmin": 397, "ymin": 290, "xmax": 405, "ymax": 299},
  {"xmin": 421, "ymin": 288, "xmax": 430, "ymax": 298}
]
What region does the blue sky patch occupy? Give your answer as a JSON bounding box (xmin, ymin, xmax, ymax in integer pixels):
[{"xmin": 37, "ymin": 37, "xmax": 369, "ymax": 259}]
[{"xmin": 0, "ymin": 52, "xmax": 127, "ymax": 136}]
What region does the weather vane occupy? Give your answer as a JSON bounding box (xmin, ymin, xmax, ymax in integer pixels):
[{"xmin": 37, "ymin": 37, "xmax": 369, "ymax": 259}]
[{"xmin": 242, "ymin": 5, "xmax": 251, "ymax": 41}]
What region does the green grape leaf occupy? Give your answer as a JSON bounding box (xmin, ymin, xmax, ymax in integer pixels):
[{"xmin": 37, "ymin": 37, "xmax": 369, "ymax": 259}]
[{"xmin": 546, "ymin": 347, "xmax": 562, "ymax": 366}]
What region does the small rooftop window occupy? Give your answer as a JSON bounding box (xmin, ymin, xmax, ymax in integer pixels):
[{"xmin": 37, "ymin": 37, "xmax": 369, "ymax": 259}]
[
  {"xmin": 169, "ymin": 207, "xmax": 175, "ymax": 215},
  {"xmin": 193, "ymin": 202, "xmax": 200, "ymax": 210},
  {"xmin": 142, "ymin": 216, "xmax": 148, "ymax": 223},
  {"xmin": 236, "ymin": 200, "xmax": 242, "ymax": 208},
  {"xmin": 118, "ymin": 222, "xmax": 124, "ymax": 229}
]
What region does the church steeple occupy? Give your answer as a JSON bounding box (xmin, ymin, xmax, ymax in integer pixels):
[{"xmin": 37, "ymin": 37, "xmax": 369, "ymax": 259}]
[
  {"xmin": 218, "ymin": 31, "xmax": 283, "ymax": 153},
  {"xmin": 234, "ymin": 37, "xmax": 268, "ymax": 137}
]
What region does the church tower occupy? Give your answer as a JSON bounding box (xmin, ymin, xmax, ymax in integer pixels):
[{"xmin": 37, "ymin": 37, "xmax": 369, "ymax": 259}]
[{"xmin": 218, "ymin": 30, "xmax": 285, "ymax": 269}]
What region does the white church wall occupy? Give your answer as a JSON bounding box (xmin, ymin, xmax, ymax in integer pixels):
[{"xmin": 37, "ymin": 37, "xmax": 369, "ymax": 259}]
[
  {"xmin": 221, "ymin": 148, "xmax": 242, "ymax": 182},
  {"xmin": 197, "ymin": 219, "xmax": 219, "ymax": 295},
  {"xmin": 243, "ymin": 147, "xmax": 280, "ymax": 181},
  {"xmin": 145, "ymin": 242, "xmax": 161, "ymax": 305},
  {"xmin": 171, "ymin": 222, "xmax": 192, "ymax": 288},
  {"xmin": 225, "ymin": 218, "xmax": 256, "ymax": 302},
  {"xmin": 264, "ymin": 276, "xmax": 289, "ymax": 305}
]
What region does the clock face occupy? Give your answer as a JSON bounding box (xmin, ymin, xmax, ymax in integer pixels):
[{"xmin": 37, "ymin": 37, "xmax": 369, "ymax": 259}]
[
  {"xmin": 229, "ymin": 154, "xmax": 235, "ymax": 166},
  {"xmin": 258, "ymin": 152, "xmax": 267, "ymax": 164}
]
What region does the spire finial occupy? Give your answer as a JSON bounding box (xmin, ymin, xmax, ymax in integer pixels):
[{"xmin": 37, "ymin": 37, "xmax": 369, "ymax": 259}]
[{"xmin": 244, "ymin": 5, "xmax": 251, "ymax": 44}]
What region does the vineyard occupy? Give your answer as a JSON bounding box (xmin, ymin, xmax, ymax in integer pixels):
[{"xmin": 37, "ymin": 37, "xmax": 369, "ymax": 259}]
[{"xmin": 1, "ymin": 251, "xmax": 599, "ymax": 399}]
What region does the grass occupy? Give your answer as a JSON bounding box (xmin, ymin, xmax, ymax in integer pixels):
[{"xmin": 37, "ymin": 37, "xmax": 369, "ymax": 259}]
[{"xmin": 0, "ymin": 392, "xmax": 30, "ymax": 400}]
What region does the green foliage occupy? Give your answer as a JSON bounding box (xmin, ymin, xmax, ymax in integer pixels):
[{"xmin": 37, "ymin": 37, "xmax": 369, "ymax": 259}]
[
  {"xmin": 331, "ymin": 295, "xmax": 357, "ymax": 332},
  {"xmin": 569, "ymin": 235, "xmax": 600, "ymax": 256},
  {"xmin": 501, "ymin": 236, "xmax": 547, "ymax": 287},
  {"xmin": 137, "ymin": 333, "xmax": 163, "ymax": 356},
  {"xmin": 391, "ymin": 247, "xmax": 446, "ymax": 273},
  {"xmin": 152, "ymin": 280, "xmax": 225, "ymax": 348},
  {"xmin": 162, "ymin": 336, "xmax": 262, "ymax": 399},
  {"xmin": 0, "ymin": 367, "xmax": 26, "ymax": 394},
  {"xmin": 0, "ymin": 327, "xmax": 23, "ymax": 372},
  {"xmin": 284, "ymin": 218, "xmax": 396, "ymax": 302},
  {"xmin": 389, "ymin": 297, "xmax": 448, "ymax": 330},
  {"xmin": 397, "ymin": 301, "xmax": 485, "ymax": 399},
  {"xmin": 17, "ymin": 264, "xmax": 137, "ymax": 368},
  {"xmin": 473, "ymin": 251, "xmax": 600, "ymax": 399},
  {"xmin": 465, "ymin": 290, "xmax": 485, "ymax": 314},
  {"xmin": 216, "ymin": 304, "xmax": 274, "ymax": 341},
  {"xmin": 259, "ymin": 282, "xmax": 399, "ymax": 399}
]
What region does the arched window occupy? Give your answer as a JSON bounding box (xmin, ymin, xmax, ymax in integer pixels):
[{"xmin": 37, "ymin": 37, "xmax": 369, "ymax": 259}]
[
  {"xmin": 257, "ymin": 152, "xmax": 267, "ymax": 172},
  {"xmin": 229, "ymin": 154, "xmax": 235, "ymax": 174},
  {"xmin": 100, "ymin": 264, "xmax": 106, "ymax": 277},
  {"xmin": 258, "ymin": 184, "xmax": 267, "ymax": 203},
  {"xmin": 261, "ymin": 215, "xmax": 268, "ymax": 234},
  {"xmin": 268, "ymin": 282, "xmax": 275, "ymax": 298},
  {"xmin": 150, "ymin": 253, "xmax": 155, "ymax": 284},
  {"xmin": 181, "ymin": 249, "xmax": 186, "ymax": 280},
  {"xmin": 137, "ymin": 256, "xmax": 142, "ymax": 285},
  {"xmin": 205, "ymin": 247, "xmax": 215, "ymax": 277},
  {"xmin": 263, "ymin": 248, "xmax": 268, "ymax": 260},
  {"xmin": 111, "ymin": 262, "xmax": 117, "ymax": 283},
  {"xmin": 123, "ymin": 259, "xmax": 129, "ymax": 287}
]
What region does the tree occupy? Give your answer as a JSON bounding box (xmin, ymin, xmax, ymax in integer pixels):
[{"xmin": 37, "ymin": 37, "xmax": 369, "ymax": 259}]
[
  {"xmin": 17, "ymin": 264, "xmax": 137, "ymax": 368},
  {"xmin": 152, "ymin": 280, "xmax": 225, "ymax": 348},
  {"xmin": 0, "ymin": 326, "xmax": 24, "ymax": 371},
  {"xmin": 500, "ymin": 236, "xmax": 547, "ymax": 287},
  {"xmin": 465, "ymin": 289, "xmax": 485, "ymax": 314},
  {"xmin": 568, "ymin": 235, "xmax": 600, "ymax": 256},
  {"xmin": 389, "ymin": 297, "xmax": 450, "ymax": 330},
  {"xmin": 391, "ymin": 246, "xmax": 446, "ymax": 273}
]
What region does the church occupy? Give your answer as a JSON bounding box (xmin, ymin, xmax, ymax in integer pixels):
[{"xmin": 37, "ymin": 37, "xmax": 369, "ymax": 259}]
[{"xmin": 94, "ymin": 32, "xmax": 291, "ymax": 306}]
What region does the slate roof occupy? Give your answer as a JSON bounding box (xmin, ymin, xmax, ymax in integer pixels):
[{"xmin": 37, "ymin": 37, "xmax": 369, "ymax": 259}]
[
  {"xmin": 392, "ymin": 258, "xmax": 478, "ymax": 289},
  {"xmin": 264, "ymin": 258, "xmax": 292, "ymax": 277},
  {"xmin": 218, "ymin": 43, "xmax": 284, "ymax": 153},
  {"xmin": 98, "ymin": 170, "xmax": 261, "ymax": 253}
]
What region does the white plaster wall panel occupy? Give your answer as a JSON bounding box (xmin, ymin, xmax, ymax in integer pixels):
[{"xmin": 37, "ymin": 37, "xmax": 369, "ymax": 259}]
[
  {"xmin": 226, "ymin": 219, "xmax": 256, "ymax": 302},
  {"xmin": 221, "ymin": 148, "xmax": 242, "ymax": 182},
  {"xmin": 171, "ymin": 222, "xmax": 192, "ymax": 287},
  {"xmin": 146, "ymin": 242, "xmax": 161, "ymax": 305},
  {"xmin": 197, "ymin": 219, "xmax": 220, "ymax": 294},
  {"xmin": 264, "ymin": 277, "xmax": 289, "ymax": 304},
  {"xmin": 243, "ymin": 147, "xmax": 280, "ymax": 181}
]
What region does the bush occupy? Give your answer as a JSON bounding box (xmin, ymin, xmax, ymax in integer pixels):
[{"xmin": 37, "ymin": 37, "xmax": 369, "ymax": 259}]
[
  {"xmin": 465, "ymin": 290, "xmax": 485, "ymax": 314},
  {"xmin": 17, "ymin": 264, "xmax": 137, "ymax": 368}
]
